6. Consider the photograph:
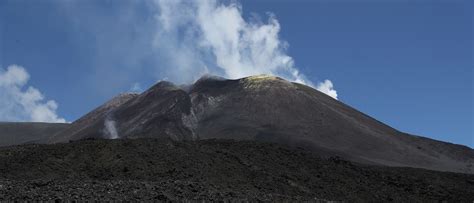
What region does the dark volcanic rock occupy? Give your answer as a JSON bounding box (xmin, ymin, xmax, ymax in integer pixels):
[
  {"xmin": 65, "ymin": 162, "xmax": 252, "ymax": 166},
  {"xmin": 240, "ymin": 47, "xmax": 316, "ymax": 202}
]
[
  {"xmin": 48, "ymin": 75, "xmax": 474, "ymax": 174},
  {"xmin": 48, "ymin": 93, "xmax": 139, "ymax": 143},
  {"xmin": 0, "ymin": 138, "xmax": 472, "ymax": 201},
  {"xmin": 114, "ymin": 81, "xmax": 194, "ymax": 140}
]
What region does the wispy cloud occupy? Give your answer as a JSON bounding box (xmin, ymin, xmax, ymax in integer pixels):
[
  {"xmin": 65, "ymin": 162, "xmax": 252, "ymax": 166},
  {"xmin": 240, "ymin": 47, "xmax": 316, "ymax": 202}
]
[{"xmin": 0, "ymin": 65, "xmax": 66, "ymax": 123}]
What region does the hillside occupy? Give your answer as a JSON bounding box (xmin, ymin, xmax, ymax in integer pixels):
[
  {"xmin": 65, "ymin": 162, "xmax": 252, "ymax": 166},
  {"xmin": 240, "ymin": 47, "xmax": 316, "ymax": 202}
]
[{"xmin": 0, "ymin": 122, "xmax": 69, "ymax": 147}]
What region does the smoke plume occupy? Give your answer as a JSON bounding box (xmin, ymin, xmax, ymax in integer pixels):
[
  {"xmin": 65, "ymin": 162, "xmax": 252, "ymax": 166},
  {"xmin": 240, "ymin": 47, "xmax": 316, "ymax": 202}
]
[
  {"xmin": 152, "ymin": 0, "xmax": 338, "ymax": 99},
  {"xmin": 57, "ymin": 0, "xmax": 338, "ymax": 99},
  {"xmin": 316, "ymin": 80, "xmax": 338, "ymax": 99},
  {"xmin": 104, "ymin": 116, "xmax": 119, "ymax": 139}
]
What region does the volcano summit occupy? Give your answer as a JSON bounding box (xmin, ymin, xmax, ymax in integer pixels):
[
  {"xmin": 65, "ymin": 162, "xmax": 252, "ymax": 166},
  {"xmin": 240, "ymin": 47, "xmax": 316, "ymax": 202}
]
[{"xmin": 48, "ymin": 75, "xmax": 473, "ymax": 174}]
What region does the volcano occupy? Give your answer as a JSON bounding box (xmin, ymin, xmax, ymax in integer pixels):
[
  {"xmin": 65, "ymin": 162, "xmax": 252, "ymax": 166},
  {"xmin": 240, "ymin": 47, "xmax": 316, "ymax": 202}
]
[{"xmin": 48, "ymin": 75, "xmax": 473, "ymax": 174}]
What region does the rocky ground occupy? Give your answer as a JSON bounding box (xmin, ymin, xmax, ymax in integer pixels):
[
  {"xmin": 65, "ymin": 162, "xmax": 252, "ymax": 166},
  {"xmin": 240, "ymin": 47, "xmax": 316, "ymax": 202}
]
[{"xmin": 0, "ymin": 138, "xmax": 473, "ymax": 201}]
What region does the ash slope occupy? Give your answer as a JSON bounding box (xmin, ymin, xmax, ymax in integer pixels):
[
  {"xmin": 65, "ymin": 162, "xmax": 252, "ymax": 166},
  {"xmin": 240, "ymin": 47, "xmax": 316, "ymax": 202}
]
[
  {"xmin": 50, "ymin": 75, "xmax": 474, "ymax": 174},
  {"xmin": 0, "ymin": 122, "xmax": 69, "ymax": 147},
  {"xmin": 0, "ymin": 138, "xmax": 473, "ymax": 201}
]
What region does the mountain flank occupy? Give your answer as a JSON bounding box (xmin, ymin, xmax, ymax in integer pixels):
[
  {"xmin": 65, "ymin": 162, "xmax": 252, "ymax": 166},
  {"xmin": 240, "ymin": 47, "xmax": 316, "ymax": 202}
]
[
  {"xmin": 46, "ymin": 75, "xmax": 473, "ymax": 174},
  {"xmin": 0, "ymin": 122, "xmax": 69, "ymax": 147}
]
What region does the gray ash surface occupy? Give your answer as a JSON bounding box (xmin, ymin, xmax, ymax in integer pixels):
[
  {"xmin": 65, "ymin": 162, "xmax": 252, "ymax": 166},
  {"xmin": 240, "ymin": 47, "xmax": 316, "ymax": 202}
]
[{"xmin": 0, "ymin": 138, "xmax": 472, "ymax": 201}]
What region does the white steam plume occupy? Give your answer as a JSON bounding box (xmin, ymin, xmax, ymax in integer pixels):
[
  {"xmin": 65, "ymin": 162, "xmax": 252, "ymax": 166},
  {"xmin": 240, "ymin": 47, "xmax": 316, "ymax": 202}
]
[
  {"xmin": 152, "ymin": 0, "xmax": 338, "ymax": 99},
  {"xmin": 129, "ymin": 82, "xmax": 143, "ymax": 93},
  {"xmin": 0, "ymin": 65, "xmax": 66, "ymax": 123},
  {"xmin": 316, "ymin": 80, "xmax": 338, "ymax": 100},
  {"xmin": 104, "ymin": 117, "xmax": 119, "ymax": 139}
]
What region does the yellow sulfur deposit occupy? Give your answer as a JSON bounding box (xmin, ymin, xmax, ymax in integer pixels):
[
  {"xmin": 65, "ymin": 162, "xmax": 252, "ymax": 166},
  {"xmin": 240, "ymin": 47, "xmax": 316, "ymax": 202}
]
[{"xmin": 240, "ymin": 74, "xmax": 293, "ymax": 90}]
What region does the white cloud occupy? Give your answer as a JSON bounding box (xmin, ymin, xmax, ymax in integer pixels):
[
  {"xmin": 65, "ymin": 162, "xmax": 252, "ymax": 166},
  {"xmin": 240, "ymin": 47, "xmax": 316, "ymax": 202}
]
[
  {"xmin": 316, "ymin": 80, "xmax": 338, "ymax": 99},
  {"xmin": 152, "ymin": 0, "xmax": 338, "ymax": 99},
  {"xmin": 0, "ymin": 65, "xmax": 66, "ymax": 123}
]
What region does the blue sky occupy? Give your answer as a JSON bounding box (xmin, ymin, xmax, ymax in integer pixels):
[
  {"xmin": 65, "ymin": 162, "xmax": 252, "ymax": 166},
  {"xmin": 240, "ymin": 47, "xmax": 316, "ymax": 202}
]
[{"xmin": 0, "ymin": 0, "xmax": 472, "ymax": 147}]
